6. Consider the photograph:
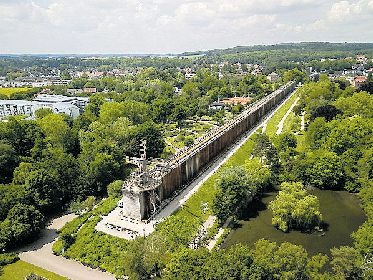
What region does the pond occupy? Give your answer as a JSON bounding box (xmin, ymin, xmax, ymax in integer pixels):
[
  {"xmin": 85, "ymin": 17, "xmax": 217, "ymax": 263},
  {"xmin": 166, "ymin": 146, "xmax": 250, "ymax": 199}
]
[{"xmin": 221, "ymin": 188, "xmax": 366, "ymax": 257}]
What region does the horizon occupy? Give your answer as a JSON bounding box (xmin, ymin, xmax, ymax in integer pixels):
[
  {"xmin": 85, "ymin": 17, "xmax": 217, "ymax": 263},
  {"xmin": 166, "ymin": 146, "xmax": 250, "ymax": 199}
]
[{"xmin": 1, "ymin": 41, "xmax": 373, "ymax": 57}]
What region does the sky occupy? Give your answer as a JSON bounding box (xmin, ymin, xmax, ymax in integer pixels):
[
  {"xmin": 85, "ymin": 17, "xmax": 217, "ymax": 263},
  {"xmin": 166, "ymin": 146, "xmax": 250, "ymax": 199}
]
[{"xmin": 1, "ymin": 0, "xmax": 373, "ymax": 54}]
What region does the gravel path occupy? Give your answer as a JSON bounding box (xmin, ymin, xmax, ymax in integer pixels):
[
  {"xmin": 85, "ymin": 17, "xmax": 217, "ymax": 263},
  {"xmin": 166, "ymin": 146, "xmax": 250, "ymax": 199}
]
[
  {"xmin": 207, "ymin": 216, "xmax": 233, "ymax": 251},
  {"xmin": 16, "ymin": 214, "xmax": 116, "ymax": 280},
  {"xmin": 276, "ymin": 96, "xmax": 299, "ymax": 134},
  {"xmin": 301, "ymin": 111, "xmax": 306, "ymax": 131}
]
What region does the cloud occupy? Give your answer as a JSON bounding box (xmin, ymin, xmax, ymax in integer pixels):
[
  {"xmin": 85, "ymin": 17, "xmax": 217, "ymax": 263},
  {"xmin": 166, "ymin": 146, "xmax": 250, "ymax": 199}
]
[
  {"xmin": 0, "ymin": 0, "xmax": 372, "ymax": 53},
  {"xmin": 327, "ymin": 0, "xmax": 373, "ymax": 22}
]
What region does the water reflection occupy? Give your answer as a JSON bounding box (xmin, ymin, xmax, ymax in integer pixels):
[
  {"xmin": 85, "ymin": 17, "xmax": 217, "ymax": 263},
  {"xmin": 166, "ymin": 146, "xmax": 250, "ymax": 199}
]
[{"xmin": 221, "ymin": 188, "xmax": 366, "ymax": 257}]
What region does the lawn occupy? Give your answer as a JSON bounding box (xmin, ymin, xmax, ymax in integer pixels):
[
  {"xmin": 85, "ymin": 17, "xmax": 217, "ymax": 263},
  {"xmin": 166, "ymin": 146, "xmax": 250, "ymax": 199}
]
[
  {"xmin": 0, "ymin": 88, "xmax": 29, "ymax": 97},
  {"xmin": 0, "ymin": 260, "xmax": 69, "ymax": 280}
]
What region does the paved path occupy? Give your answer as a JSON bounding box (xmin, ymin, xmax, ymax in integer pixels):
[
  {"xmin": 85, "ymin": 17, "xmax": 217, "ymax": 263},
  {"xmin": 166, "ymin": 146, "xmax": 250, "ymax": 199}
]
[
  {"xmin": 96, "ymin": 207, "xmax": 155, "ymax": 239},
  {"xmin": 276, "ymin": 96, "xmax": 300, "ymax": 134},
  {"xmin": 16, "ymin": 214, "xmax": 116, "ymax": 280},
  {"xmin": 207, "ymin": 216, "xmax": 233, "ymax": 250},
  {"xmin": 301, "ymin": 111, "xmax": 306, "ymax": 131}
]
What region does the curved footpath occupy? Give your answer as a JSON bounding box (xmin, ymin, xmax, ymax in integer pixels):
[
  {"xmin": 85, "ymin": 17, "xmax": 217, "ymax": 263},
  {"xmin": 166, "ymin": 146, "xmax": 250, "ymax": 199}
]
[{"xmin": 16, "ymin": 214, "xmax": 116, "ymax": 280}]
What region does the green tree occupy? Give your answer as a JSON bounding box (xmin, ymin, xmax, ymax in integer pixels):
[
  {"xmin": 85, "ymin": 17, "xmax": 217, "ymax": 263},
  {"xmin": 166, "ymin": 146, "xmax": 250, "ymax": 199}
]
[
  {"xmin": 122, "ymin": 100, "xmax": 150, "ymax": 125},
  {"xmin": 165, "ymin": 245, "xmax": 253, "ymax": 280},
  {"xmin": 324, "ymin": 117, "xmax": 373, "ymax": 156},
  {"xmin": 331, "ymin": 246, "xmax": 363, "ymax": 280},
  {"xmin": 151, "ymin": 98, "xmax": 175, "ymax": 123},
  {"xmin": 131, "ymin": 121, "xmax": 165, "ymax": 158},
  {"xmin": 0, "ymin": 117, "xmax": 42, "ymax": 157},
  {"xmin": 13, "ymin": 147, "xmax": 78, "ymax": 209},
  {"xmin": 35, "ymin": 108, "xmax": 54, "ymax": 119},
  {"xmin": 283, "ymin": 68, "xmax": 307, "ymax": 84},
  {"xmin": 85, "ymin": 94, "xmax": 106, "ymax": 117},
  {"xmin": 245, "ymin": 157, "xmax": 271, "ymax": 191},
  {"xmin": 212, "ymin": 166, "xmax": 256, "ymax": 223},
  {"xmin": 0, "ymin": 141, "xmax": 19, "ymax": 184},
  {"xmin": 99, "ymin": 101, "xmax": 125, "ymax": 124},
  {"xmin": 37, "ymin": 113, "xmax": 74, "ymax": 151},
  {"xmin": 122, "ymin": 233, "xmax": 172, "ymax": 280},
  {"xmin": 107, "ymin": 180, "xmax": 124, "ymax": 198},
  {"xmin": 269, "ymin": 182, "xmax": 322, "ymax": 232},
  {"xmin": 0, "ymin": 203, "xmax": 44, "ymax": 249},
  {"xmin": 310, "ymin": 104, "xmax": 343, "ymax": 122},
  {"xmin": 170, "ymin": 105, "xmax": 187, "ymax": 127},
  {"xmin": 181, "ymin": 82, "xmax": 201, "ymax": 99},
  {"xmin": 251, "ymin": 239, "xmax": 328, "ymax": 280},
  {"xmin": 335, "ymin": 91, "xmax": 373, "ymax": 119},
  {"xmin": 69, "ymin": 77, "xmax": 88, "ymax": 89},
  {"xmin": 300, "ymin": 150, "xmax": 343, "ymax": 189}
]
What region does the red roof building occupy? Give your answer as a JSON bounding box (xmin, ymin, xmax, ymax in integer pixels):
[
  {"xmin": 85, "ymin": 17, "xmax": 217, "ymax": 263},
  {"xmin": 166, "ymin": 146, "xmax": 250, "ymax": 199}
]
[{"xmin": 222, "ymin": 97, "xmax": 252, "ymax": 106}]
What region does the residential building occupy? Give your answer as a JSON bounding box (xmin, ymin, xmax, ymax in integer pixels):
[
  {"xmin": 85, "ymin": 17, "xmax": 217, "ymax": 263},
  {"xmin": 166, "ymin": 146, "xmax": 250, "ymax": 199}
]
[
  {"xmin": 67, "ymin": 89, "xmax": 83, "ymax": 95},
  {"xmin": 83, "ymin": 87, "xmax": 97, "ymax": 93},
  {"xmin": 77, "ymin": 71, "xmax": 104, "ymax": 79},
  {"xmin": 357, "ymin": 55, "xmax": 368, "ymax": 64},
  {"xmin": 222, "ymin": 97, "xmax": 252, "ymax": 106},
  {"xmin": 267, "ymin": 72, "xmax": 279, "ymax": 82},
  {"xmin": 352, "ymin": 76, "xmax": 367, "ymax": 88}
]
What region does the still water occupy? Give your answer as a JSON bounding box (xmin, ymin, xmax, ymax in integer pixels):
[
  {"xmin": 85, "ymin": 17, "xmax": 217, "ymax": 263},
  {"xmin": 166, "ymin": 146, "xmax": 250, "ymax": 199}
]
[{"xmin": 221, "ymin": 188, "xmax": 366, "ymax": 257}]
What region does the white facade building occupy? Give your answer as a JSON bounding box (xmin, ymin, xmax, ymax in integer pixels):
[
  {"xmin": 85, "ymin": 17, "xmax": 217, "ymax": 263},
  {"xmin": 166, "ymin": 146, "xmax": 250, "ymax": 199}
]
[{"xmin": 0, "ymin": 95, "xmax": 83, "ymax": 120}]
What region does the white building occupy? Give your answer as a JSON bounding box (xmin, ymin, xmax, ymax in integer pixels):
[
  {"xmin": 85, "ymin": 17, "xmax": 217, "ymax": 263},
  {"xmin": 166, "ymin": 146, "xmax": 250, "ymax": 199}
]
[
  {"xmin": 34, "ymin": 94, "xmax": 89, "ymax": 114},
  {"xmin": 0, "ymin": 94, "xmax": 90, "ymax": 120},
  {"xmin": 0, "ymin": 100, "xmax": 79, "ymax": 120}
]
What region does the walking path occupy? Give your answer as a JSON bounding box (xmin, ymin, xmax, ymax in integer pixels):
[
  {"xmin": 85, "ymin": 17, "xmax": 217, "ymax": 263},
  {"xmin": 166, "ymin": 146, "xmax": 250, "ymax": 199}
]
[
  {"xmin": 207, "ymin": 216, "xmax": 233, "ymax": 250},
  {"xmin": 189, "ymin": 216, "xmax": 216, "ymax": 249},
  {"xmin": 16, "ymin": 214, "xmax": 116, "ymax": 280},
  {"xmin": 300, "ymin": 111, "xmax": 306, "ymax": 131},
  {"xmin": 276, "ymin": 96, "xmax": 299, "ymax": 134}
]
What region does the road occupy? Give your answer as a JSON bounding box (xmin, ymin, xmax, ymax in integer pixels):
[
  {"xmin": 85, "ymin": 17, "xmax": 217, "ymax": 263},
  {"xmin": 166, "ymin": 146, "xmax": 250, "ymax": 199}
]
[{"xmin": 16, "ymin": 214, "xmax": 116, "ymax": 280}]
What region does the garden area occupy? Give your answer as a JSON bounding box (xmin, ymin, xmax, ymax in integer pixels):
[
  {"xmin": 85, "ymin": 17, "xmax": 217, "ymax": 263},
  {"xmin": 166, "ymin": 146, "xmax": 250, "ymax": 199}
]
[{"xmin": 0, "ymin": 260, "xmax": 68, "ymax": 280}]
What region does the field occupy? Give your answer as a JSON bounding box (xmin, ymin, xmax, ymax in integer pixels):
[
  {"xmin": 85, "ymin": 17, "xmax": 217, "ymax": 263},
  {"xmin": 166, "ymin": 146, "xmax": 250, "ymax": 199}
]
[
  {"xmin": 0, "ymin": 88, "xmax": 29, "ymax": 97},
  {"xmin": 0, "ymin": 260, "xmax": 69, "ymax": 280}
]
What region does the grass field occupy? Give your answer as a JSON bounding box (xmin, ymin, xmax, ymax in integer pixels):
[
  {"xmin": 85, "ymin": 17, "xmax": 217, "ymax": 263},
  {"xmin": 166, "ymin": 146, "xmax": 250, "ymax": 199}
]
[
  {"xmin": 0, "ymin": 88, "xmax": 29, "ymax": 97},
  {"xmin": 0, "ymin": 261, "xmax": 69, "ymax": 280}
]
